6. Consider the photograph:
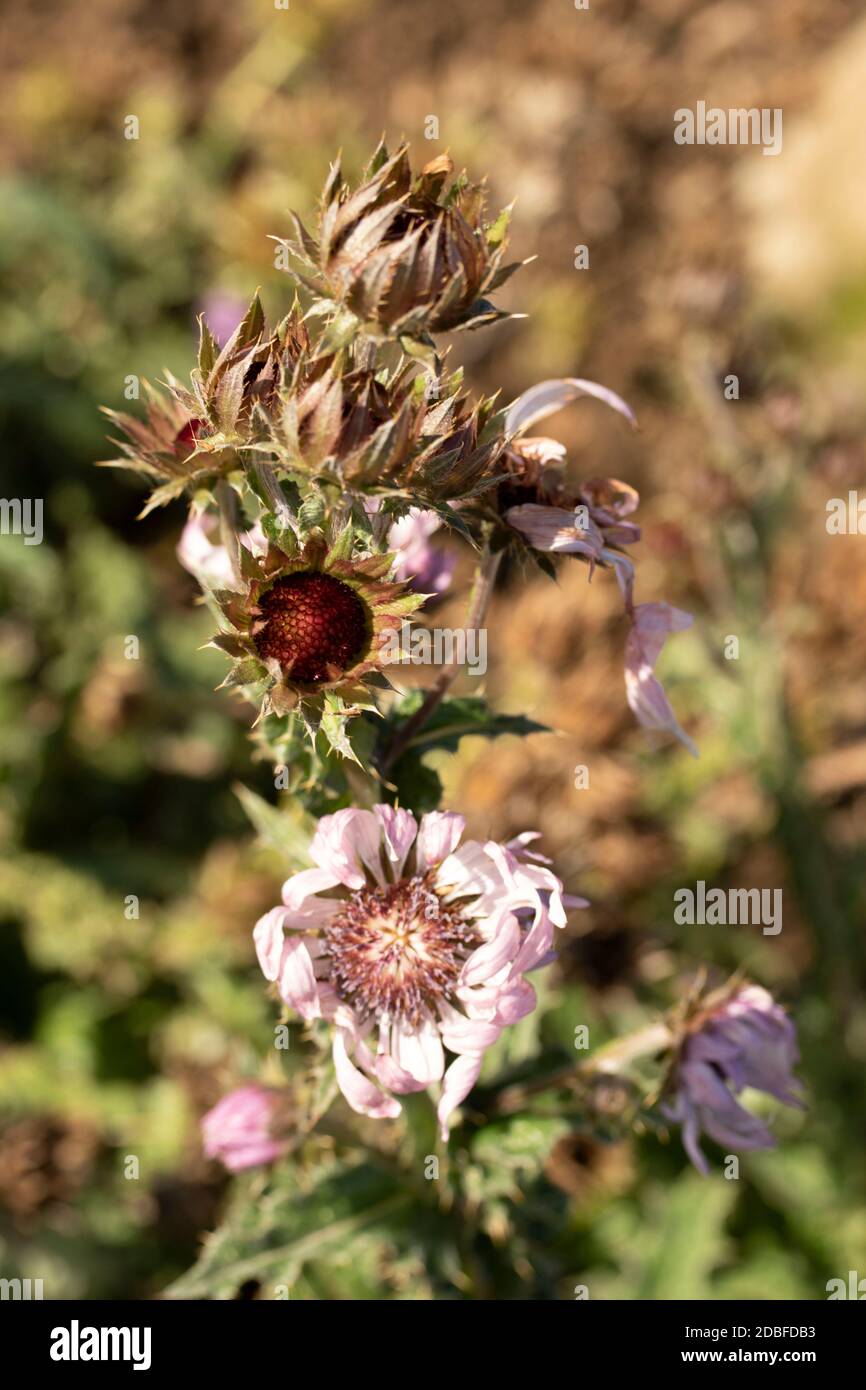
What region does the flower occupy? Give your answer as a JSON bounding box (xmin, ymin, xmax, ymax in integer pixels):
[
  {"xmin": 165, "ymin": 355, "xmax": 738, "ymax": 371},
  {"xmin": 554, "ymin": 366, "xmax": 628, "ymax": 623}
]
[
  {"xmin": 665, "ymin": 983, "xmax": 803, "ymax": 1174},
  {"xmin": 177, "ymin": 505, "xmax": 268, "ymax": 591},
  {"xmin": 99, "ymin": 295, "xmax": 310, "ymax": 513},
  {"xmin": 253, "ymin": 807, "xmax": 581, "ymax": 1137},
  {"xmin": 201, "ymin": 1084, "xmax": 289, "ymax": 1172},
  {"xmin": 209, "ymin": 523, "xmax": 427, "ymax": 727},
  {"xmin": 197, "ymin": 289, "xmax": 247, "ymax": 347},
  {"xmin": 499, "ymin": 378, "xmax": 697, "ymax": 755},
  {"xmin": 388, "ymin": 508, "xmax": 454, "ymax": 594},
  {"xmin": 284, "ymin": 143, "xmax": 527, "ymax": 337}
]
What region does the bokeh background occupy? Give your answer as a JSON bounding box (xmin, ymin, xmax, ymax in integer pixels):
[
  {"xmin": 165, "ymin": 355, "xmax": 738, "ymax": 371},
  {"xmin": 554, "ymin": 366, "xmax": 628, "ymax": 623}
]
[{"xmin": 2, "ymin": 0, "xmax": 866, "ymax": 1299}]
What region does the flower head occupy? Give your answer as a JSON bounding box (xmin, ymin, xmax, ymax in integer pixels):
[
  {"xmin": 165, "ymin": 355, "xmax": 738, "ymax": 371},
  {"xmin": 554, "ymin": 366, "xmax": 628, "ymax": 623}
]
[
  {"xmin": 201, "ymin": 1083, "xmax": 289, "ymax": 1172},
  {"xmin": 253, "ymin": 807, "xmax": 580, "ymax": 1137},
  {"xmin": 497, "ymin": 377, "xmax": 696, "ymax": 755},
  {"xmin": 99, "ymin": 295, "xmax": 310, "ymax": 513},
  {"xmin": 284, "ymin": 143, "xmax": 526, "ymax": 338},
  {"xmin": 665, "ymin": 983, "xmax": 803, "ymax": 1173},
  {"xmin": 264, "ymin": 358, "xmax": 504, "ymax": 503},
  {"xmin": 209, "ymin": 523, "xmax": 427, "ymax": 727}
]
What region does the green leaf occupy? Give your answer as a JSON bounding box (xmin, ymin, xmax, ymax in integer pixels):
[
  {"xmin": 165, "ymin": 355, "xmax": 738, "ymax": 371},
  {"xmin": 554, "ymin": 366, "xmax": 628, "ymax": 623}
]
[
  {"xmin": 382, "ymin": 694, "xmax": 548, "ymax": 815},
  {"xmin": 165, "ymin": 1159, "xmax": 411, "ymax": 1300},
  {"xmin": 233, "ymin": 783, "xmax": 316, "ymax": 870},
  {"xmin": 635, "ymin": 1172, "xmax": 736, "ymax": 1299},
  {"xmin": 393, "ymin": 693, "xmax": 549, "ymax": 757}
]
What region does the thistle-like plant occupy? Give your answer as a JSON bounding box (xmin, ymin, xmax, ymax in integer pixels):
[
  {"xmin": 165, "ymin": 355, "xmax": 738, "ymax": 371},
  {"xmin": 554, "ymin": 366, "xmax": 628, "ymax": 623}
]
[{"xmin": 101, "ymin": 143, "xmax": 801, "ymax": 1299}]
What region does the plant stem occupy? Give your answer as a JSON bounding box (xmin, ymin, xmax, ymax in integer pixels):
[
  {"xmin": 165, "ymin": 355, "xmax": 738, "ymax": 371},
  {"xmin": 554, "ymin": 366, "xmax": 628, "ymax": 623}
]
[
  {"xmin": 489, "ymin": 1021, "xmax": 673, "ymax": 1115},
  {"xmin": 380, "ymin": 543, "xmax": 503, "ymax": 774}
]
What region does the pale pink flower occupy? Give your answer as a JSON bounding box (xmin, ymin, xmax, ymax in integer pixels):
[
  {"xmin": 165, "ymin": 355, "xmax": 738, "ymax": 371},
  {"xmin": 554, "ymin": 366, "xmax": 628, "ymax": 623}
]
[
  {"xmin": 253, "ymin": 808, "xmax": 582, "ymax": 1138},
  {"xmin": 363, "ymin": 499, "xmax": 454, "ymax": 595},
  {"xmin": 201, "ymin": 1083, "xmax": 289, "ymax": 1172},
  {"xmin": 666, "ymin": 984, "xmax": 803, "ymax": 1174},
  {"xmin": 388, "ymin": 508, "xmax": 455, "ymax": 594},
  {"xmin": 177, "ymin": 505, "xmax": 268, "ymax": 591}
]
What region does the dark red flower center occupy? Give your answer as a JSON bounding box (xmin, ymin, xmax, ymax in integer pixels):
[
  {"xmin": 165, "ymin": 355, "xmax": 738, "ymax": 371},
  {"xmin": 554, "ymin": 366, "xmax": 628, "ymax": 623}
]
[
  {"xmin": 253, "ymin": 571, "xmax": 369, "ymax": 684},
  {"xmin": 174, "ymin": 418, "xmax": 207, "ymax": 455}
]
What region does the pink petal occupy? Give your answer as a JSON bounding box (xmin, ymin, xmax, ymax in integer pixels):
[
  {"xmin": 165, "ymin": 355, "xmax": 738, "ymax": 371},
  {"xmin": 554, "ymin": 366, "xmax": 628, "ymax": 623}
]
[
  {"xmin": 309, "ymin": 808, "xmax": 385, "ymax": 888},
  {"xmin": 374, "ymin": 804, "xmax": 418, "ymax": 877},
  {"xmin": 601, "ymin": 548, "xmax": 636, "ymax": 614},
  {"xmin": 281, "ymin": 866, "xmax": 340, "ymax": 911},
  {"xmin": 492, "ymin": 978, "xmax": 537, "ymax": 1025},
  {"xmin": 437, "ymin": 1054, "xmax": 484, "ymax": 1139},
  {"xmin": 438, "ymin": 1002, "xmax": 502, "ymax": 1054},
  {"xmin": 391, "ymin": 1016, "xmax": 445, "ymax": 1084},
  {"xmin": 253, "ymin": 907, "xmax": 288, "ymax": 982},
  {"xmin": 278, "ymin": 937, "xmax": 320, "ymax": 1020},
  {"xmin": 509, "ymin": 911, "xmax": 555, "ymax": 976},
  {"xmin": 333, "ymin": 1030, "xmax": 401, "ymax": 1120},
  {"xmin": 505, "ymin": 503, "xmax": 605, "ymax": 558},
  {"xmin": 461, "ymin": 915, "xmax": 521, "ymax": 986},
  {"xmin": 505, "ymin": 377, "xmax": 637, "ymax": 437},
  {"xmin": 415, "ymin": 811, "xmax": 465, "ymax": 871},
  {"xmin": 373, "ymin": 1049, "xmax": 430, "ymax": 1094},
  {"xmin": 624, "ymin": 602, "xmax": 698, "ymax": 756}
]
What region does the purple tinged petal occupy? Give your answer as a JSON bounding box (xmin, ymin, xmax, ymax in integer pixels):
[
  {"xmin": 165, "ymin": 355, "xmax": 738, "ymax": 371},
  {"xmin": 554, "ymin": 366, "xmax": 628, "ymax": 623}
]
[
  {"xmin": 624, "ymin": 601, "xmax": 698, "ymax": 756},
  {"xmin": 391, "ymin": 1016, "xmax": 445, "ymax": 1084},
  {"xmin": 373, "ymin": 804, "xmax": 418, "ymax": 877},
  {"xmin": 333, "ymin": 1030, "xmax": 401, "ymax": 1119},
  {"xmin": 505, "ymin": 377, "xmax": 637, "ymax": 437},
  {"xmin": 461, "ymin": 915, "xmax": 520, "ymax": 986},
  {"xmin": 253, "ymin": 906, "xmax": 288, "ymax": 982}
]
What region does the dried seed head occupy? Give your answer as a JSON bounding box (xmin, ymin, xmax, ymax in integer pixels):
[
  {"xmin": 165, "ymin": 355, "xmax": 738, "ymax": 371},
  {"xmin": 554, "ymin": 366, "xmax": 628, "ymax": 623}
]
[{"xmin": 287, "ymin": 143, "xmax": 526, "ymax": 338}]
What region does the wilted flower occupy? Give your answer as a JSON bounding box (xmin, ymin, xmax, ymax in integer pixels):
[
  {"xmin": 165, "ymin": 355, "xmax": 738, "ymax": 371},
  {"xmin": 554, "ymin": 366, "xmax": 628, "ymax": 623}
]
[
  {"xmin": 253, "ymin": 807, "xmax": 581, "ymax": 1137},
  {"xmin": 201, "ymin": 1083, "xmax": 289, "ymax": 1172},
  {"xmin": 209, "ymin": 522, "xmax": 427, "ymax": 733},
  {"xmin": 624, "ymin": 602, "xmax": 696, "ymax": 756},
  {"xmin": 499, "ymin": 377, "xmax": 696, "ymax": 754},
  {"xmin": 665, "ymin": 983, "xmax": 803, "ymax": 1173},
  {"xmin": 284, "ymin": 142, "xmax": 527, "ymax": 337}
]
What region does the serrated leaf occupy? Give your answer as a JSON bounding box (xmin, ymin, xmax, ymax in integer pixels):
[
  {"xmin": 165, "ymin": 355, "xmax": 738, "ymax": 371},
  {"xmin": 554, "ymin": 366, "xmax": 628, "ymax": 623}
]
[{"xmin": 165, "ymin": 1161, "xmax": 411, "ymax": 1300}]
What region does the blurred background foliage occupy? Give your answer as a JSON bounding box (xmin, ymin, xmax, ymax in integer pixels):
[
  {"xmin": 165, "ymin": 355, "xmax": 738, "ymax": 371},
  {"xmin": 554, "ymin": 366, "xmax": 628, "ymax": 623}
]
[{"xmin": 2, "ymin": 0, "xmax": 866, "ymax": 1298}]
